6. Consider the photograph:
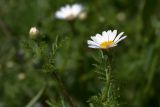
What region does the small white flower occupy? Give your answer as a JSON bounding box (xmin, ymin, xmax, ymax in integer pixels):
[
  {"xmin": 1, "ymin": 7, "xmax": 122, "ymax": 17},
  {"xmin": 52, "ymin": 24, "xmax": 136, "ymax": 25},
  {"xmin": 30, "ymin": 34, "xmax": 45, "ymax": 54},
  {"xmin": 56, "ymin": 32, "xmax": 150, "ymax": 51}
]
[
  {"xmin": 87, "ymin": 30, "xmax": 127, "ymax": 49},
  {"xmin": 55, "ymin": 4, "xmax": 83, "ymax": 21}
]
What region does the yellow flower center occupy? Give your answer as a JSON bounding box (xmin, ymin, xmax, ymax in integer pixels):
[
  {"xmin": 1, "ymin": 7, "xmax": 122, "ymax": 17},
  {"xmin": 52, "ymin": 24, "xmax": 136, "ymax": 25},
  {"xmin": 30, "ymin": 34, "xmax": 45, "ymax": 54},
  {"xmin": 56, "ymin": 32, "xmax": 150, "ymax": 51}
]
[{"xmin": 100, "ymin": 41, "xmax": 114, "ymax": 48}]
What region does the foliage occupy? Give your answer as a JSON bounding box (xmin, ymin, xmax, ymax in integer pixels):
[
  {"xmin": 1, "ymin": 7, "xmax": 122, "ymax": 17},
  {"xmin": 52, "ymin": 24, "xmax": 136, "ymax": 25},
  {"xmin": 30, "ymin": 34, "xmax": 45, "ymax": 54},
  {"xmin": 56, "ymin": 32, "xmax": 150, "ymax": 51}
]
[{"xmin": 0, "ymin": 0, "xmax": 160, "ymax": 107}]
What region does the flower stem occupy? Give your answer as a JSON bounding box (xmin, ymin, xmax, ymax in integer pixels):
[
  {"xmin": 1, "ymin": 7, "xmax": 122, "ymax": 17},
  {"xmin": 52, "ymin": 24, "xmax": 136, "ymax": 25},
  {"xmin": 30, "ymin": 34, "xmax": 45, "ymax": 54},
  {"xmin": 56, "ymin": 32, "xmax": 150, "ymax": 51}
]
[
  {"xmin": 101, "ymin": 50, "xmax": 112, "ymax": 102},
  {"xmin": 51, "ymin": 71, "xmax": 76, "ymax": 107},
  {"xmin": 68, "ymin": 21, "xmax": 77, "ymax": 35}
]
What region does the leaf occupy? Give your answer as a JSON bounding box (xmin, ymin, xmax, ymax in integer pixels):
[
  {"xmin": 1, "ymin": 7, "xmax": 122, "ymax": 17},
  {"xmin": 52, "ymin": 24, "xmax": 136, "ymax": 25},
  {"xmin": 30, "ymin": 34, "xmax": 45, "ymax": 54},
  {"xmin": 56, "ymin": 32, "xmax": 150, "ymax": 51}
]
[{"xmin": 25, "ymin": 85, "xmax": 46, "ymax": 107}]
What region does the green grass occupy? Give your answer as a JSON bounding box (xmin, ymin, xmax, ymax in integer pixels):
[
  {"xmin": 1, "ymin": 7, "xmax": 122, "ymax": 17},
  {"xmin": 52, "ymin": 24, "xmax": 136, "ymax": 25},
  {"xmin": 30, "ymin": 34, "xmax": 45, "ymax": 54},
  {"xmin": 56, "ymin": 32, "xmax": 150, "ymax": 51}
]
[{"xmin": 0, "ymin": 0, "xmax": 160, "ymax": 107}]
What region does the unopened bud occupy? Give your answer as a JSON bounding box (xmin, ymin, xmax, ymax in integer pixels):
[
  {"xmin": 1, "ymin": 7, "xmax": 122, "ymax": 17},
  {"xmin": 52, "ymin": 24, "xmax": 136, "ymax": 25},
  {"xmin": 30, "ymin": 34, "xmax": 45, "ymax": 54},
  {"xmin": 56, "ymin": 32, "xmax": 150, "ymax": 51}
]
[
  {"xmin": 6, "ymin": 61, "xmax": 14, "ymax": 68},
  {"xmin": 99, "ymin": 16, "xmax": 105, "ymax": 23},
  {"xmin": 78, "ymin": 12, "xmax": 87, "ymax": 20},
  {"xmin": 117, "ymin": 12, "xmax": 126, "ymax": 22},
  {"xmin": 29, "ymin": 27, "xmax": 39, "ymax": 39},
  {"xmin": 18, "ymin": 73, "xmax": 26, "ymax": 80}
]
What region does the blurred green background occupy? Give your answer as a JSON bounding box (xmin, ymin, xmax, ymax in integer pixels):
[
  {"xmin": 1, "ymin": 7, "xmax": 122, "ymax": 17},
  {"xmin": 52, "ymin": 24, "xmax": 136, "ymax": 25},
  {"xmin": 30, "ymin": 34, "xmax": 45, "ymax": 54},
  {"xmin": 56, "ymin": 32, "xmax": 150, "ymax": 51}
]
[{"xmin": 0, "ymin": 0, "xmax": 160, "ymax": 107}]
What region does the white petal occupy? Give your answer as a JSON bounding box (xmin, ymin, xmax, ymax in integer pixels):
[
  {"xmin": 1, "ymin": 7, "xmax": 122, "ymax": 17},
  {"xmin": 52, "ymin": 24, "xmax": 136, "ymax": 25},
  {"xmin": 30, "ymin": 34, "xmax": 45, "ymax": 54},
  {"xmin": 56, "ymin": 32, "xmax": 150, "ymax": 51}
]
[
  {"xmin": 55, "ymin": 4, "xmax": 83, "ymax": 20},
  {"xmin": 55, "ymin": 11, "xmax": 65, "ymax": 19},
  {"xmin": 91, "ymin": 36, "xmax": 100, "ymax": 44},
  {"xmin": 96, "ymin": 34, "xmax": 106, "ymax": 43},
  {"xmin": 88, "ymin": 45, "xmax": 100, "ymax": 48},
  {"xmin": 109, "ymin": 30, "xmax": 117, "ymax": 41},
  {"xmin": 101, "ymin": 31, "xmax": 108, "ymax": 41},
  {"xmin": 91, "ymin": 34, "xmax": 103, "ymax": 43},
  {"xmin": 114, "ymin": 32, "xmax": 124, "ymax": 42},
  {"xmin": 115, "ymin": 36, "xmax": 127, "ymax": 44},
  {"xmin": 87, "ymin": 40, "xmax": 99, "ymax": 46},
  {"xmin": 106, "ymin": 30, "xmax": 112, "ymax": 41},
  {"xmin": 64, "ymin": 5, "xmax": 71, "ymax": 12},
  {"xmin": 102, "ymin": 31, "xmax": 107, "ymax": 37},
  {"xmin": 55, "ymin": 6, "xmax": 67, "ymax": 19},
  {"xmin": 55, "ymin": 5, "xmax": 73, "ymax": 19},
  {"xmin": 96, "ymin": 34, "xmax": 102, "ymax": 39},
  {"xmin": 71, "ymin": 4, "xmax": 82, "ymax": 16},
  {"xmin": 63, "ymin": 5, "xmax": 72, "ymax": 17}
]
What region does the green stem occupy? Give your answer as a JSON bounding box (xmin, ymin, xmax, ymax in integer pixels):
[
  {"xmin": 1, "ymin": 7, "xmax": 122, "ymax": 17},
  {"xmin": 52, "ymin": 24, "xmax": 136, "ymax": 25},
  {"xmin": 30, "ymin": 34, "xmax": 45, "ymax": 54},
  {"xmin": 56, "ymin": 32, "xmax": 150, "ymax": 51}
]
[
  {"xmin": 68, "ymin": 21, "xmax": 77, "ymax": 35},
  {"xmin": 99, "ymin": 50, "xmax": 119, "ymax": 106},
  {"xmin": 101, "ymin": 50, "xmax": 112, "ymax": 102},
  {"xmin": 100, "ymin": 50, "xmax": 104, "ymax": 59},
  {"xmin": 101, "ymin": 51, "xmax": 114, "ymax": 102},
  {"xmin": 52, "ymin": 71, "xmax": 76, "ymax": 107}
]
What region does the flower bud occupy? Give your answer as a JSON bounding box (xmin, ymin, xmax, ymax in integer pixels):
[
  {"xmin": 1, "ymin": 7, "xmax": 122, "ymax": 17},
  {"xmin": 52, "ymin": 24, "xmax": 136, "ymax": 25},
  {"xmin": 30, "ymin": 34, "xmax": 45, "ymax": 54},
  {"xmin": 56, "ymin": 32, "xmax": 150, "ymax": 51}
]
[
  {"xmin": 18, "ymin": 73, "xmax": 26, "ymax": 80},
  {"xmin": 117, "ymin": 12, "xmax": 126, "ymax": 22},
  {"xmin": 78, "ymin": 11, "xmax": 87, "ymax": 20},
  {"xmin": 29, "ymin": 27, "xmax": 39, "ymax": 39}
]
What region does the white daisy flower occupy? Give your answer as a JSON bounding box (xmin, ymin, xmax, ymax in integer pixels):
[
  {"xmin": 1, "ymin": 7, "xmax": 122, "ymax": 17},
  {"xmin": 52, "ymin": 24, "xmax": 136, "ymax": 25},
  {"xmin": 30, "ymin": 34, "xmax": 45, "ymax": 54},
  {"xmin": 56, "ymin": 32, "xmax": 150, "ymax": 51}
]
[
  {"xmin": 55, "ymin": 4, "xmax": 83, "ymax": 21},
  {"xmin": 87, "ymin": 30, "xmax": 127, "ymax": 49}
]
